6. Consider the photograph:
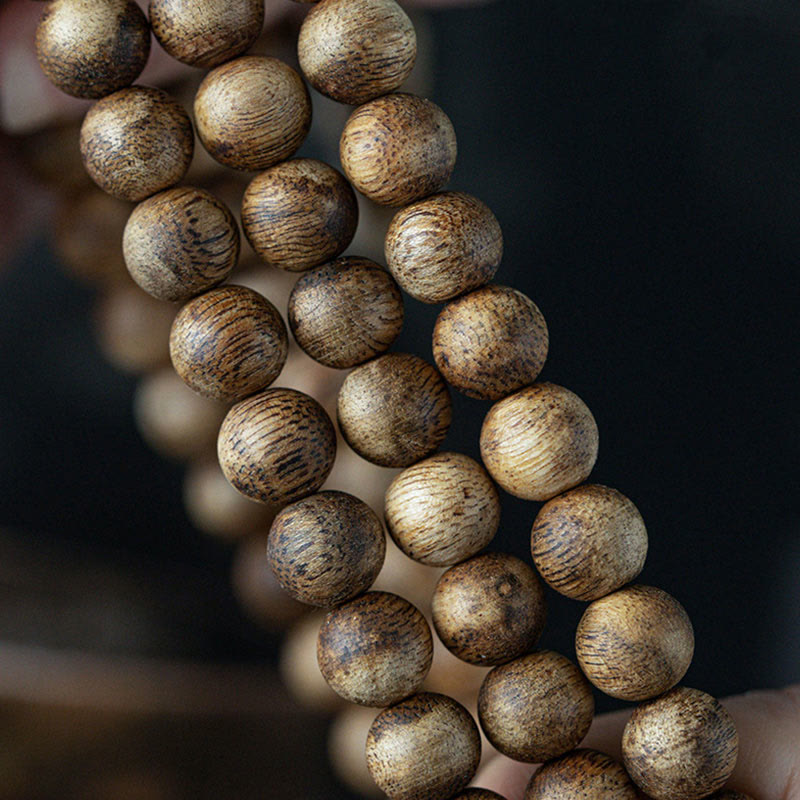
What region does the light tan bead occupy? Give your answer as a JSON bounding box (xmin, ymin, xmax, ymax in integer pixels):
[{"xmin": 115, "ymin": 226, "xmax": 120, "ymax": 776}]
[{"xmin": 525, "ymin": 749, "xmax": 639, "ymax": 800}]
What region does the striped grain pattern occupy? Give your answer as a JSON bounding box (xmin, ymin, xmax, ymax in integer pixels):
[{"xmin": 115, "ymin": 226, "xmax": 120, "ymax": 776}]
[{"xmin": 525, "ymin": 749, "xmax": 639, "ymax": 800}]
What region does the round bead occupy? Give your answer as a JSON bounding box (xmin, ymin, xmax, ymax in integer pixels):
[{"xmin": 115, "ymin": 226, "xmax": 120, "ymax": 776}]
[
  {"xmin": 622, "ymin": 687, "xmax": 738, "ymax": 800},
  {"xmin": 525, "ymin": 750, "xmax": 639, "ymax": 800},
  {"xmin": 433, "ymin": 285, "xmax": 549, "ymax": 400},
  {"xmin": 340, "ymin": 93, "xmax": 457, "ymax": 206},
  {"xmin": 194, "ymin": 56, "xmax": 311, "ymax": 171},
  {"xmin": 267, "ymin": 491, "xmax": 386, "ymax": 607},
  {"xmin": 432, "ymin": 553, "xmax": 546, "ymax": 666},
  {"xmin": 478, "ymin": 651, "xmax": 595, "ymax": 763},
  {"xmin": 298, "ymin": 0, "xmax": 416, "ymax": 105},
  {"xmin": 337, "ymin": 353, "xmax": 452, "ymax": 468},
  {"xmin": 366, "ymin": 693, "xmax": 481, "ymax": 800},
  {"xmin": 123, "ymin": 187, "xmax": 240, "ymax": 302},
  {"xmin": 36, "ymin": 0, "xmax": 150, "ymax": 99},
  {"xmin": 480, "ymin": 383, "xmax": 599, "ymax": 502},
  {"xmin": 385, "ymin": 192, "xmax": 502, "ymax": 303},
  {"xmin": 80, "ymin": 87, "xmax": 194, "ymax": 202},
  {"xmin": 384, "ymin": 452, "xmax": 500, "ymax": 567},
  {"xmin": 531, "ymin": 484, "xmax": 648, "ymax": 602},
  {"xmin": 149, "ymin": 0, "xmax": 264, "ymax": 69},
  {"xmin": 217, "ymin": 388, "xmax": 336, "ymax": 505},
  {"xmin": 241, "ymin": 159, "xmax": 358, "ymax": 272},
  {"xmin": 317, "ymin": 592, "xmax": 433, "ymax": 706}
]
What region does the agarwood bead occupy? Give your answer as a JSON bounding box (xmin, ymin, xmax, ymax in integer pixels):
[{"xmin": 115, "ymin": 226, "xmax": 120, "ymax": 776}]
[
  {"xmin": 480, "ymin": 383, "xmax": 599, "ymax": 502},
  {"xmin": 531, "ymin": 484, "xmax": 648, "ymax": 602},
  {"xmin": 366, "ymin": 693, "xmax": 481, "ymax": 800},
  {"xmin": 241, "ymin": 159, "xmax": 358, "ymax": 272},
  {"xmin": 80, "ymin": 87, "xmax": 194, "ymax": 202},
  {"xmin": 288, "ymin": 257, "xmax": 404, "ymax": 368},
  {"xmin": 384, "ymin": 452, "xmax": 500, "ymax": 566},
  {"xmin": 576, "ymin": 585, "xmax": 694, "ymax": 701},
  {"xmin": 452, "ymin": 792, "xmax": 506, "ymax": 800},
  {"xmin": 298, "ymin": 0, "xmax": 416, "ymax": 105},
  {"xmin": 194, "ymin": 56, "xmax": 311, "ymax": 171},
  {"xmin": 123, "ymin": 188, "xmax": 240, "ymax": 302},
  {"xmin": 525, "ymin": 749, "xmax": 638, "ymax": 800},
  {"xmin": 36, "ymin": 0, "xmax": 150, "ymax": 99},
  {"xmin": 340, "ymin": 93, "xmax": 457, "ymax": 206},
  {"xmin": 337, "ymin": 353, "xmax": 452, "ymax": 467},
  {"xmin": 317, "ymin": 591, "xmax": 433, "ymax": 706},
  {"xmin": 478, "ymin": 651, "xmax": 595, "ymax": 763},
  {"xmin": 149, "ymin": 0, "xmax": 264, "ymax": 69},
  {"xmin": 622, "ymin": 687, "xmax": 738, "ymax": 800},
  {"xmin": 217, "ymin": 388, "xmax": 337, "ymax": 506},
  {"xmin": 433, "ymin": 553, "xmax": 546, "ymax": 667},
  {"xmin": 385, "ymin": 193, "xmax": 502, "ymax": 303}
]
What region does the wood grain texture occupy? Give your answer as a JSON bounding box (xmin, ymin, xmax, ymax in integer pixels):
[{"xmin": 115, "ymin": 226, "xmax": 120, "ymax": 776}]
[
  {"xmin": 531, "ymin": 484, "xmax": 648, "ymax": 602},
  {"xmin": 194, "ymin": 56, "xmax": 311, "ymax": 171},
  {"xmin": 80, "ymin": 86, "xmax": 194, "ymax": 202},
  {"xmin": 366, "ymin": 692, "xmax": 481, "ymax": 800},
  {"xmin": 432, "ymin": 553, "xmax": 546, "ymax": 666},
  {"xmin": 384, "ymin": 451, "xmax": 500, "ymax": 566},
  {"xmin": 298, "ymin": 0, "xmax": 416, "ymax": 105},
  {"xmin": 480, "ymin": 383, "xmax": 599, "ymax": 502},
  {"xmin": 123, "ymin": 187, "xmax": 239, "ymax": 302},
  {"xmin": 622, "ymin": 687, "xmax": 738, "ymax": 800},
  {"xmin": 317, "ymin": 591, "xmax": 432, "ymax": 706},
  {"xmin": 575, "ymin": 584, "xmax": 694, "ymax": 701},
  {"xmin": 217, "ymin": 388, "xmax": 336, "ymax": 506},
  {"xmin": 340, "ymin": 93, "xmax": 456, "ymax": 206},
  {"xmin": 241, "ymin": 159, "xmax": 358, "ymax": 271},
  {"xmin": 525, "ymin": 749, "xmax": 639, "ymax": 800},
  {"xmin": 36, "ymin": 0, "xmax": 150, "ymax": 99},
  {"xmin": 337, "ymin": 353, "xmax": 452, "ymax": 467},
  {"xmin": 385, "ymin": 192, "xmax": 502, "ymax": 303},
  {"xmin": 478, "ymin": 651, "xmax": 595, "ymax": 764}
]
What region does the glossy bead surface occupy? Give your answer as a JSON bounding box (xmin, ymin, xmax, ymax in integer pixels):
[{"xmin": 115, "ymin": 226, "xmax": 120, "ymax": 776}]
[{"xmin": 525, "ymin": 750, "xmax": 638, "ymax": 800}]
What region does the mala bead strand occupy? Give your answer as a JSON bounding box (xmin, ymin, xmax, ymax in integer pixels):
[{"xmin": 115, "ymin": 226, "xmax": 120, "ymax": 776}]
[{"xmin": 524, "ymin": 749, "xmax": 639, "ymax": 800}]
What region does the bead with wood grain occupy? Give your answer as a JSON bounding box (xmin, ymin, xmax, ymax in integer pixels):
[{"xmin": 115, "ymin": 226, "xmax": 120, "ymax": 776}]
[{"xmin": 525, "ymin": 749, "xmax": 639, "ymax": 800}]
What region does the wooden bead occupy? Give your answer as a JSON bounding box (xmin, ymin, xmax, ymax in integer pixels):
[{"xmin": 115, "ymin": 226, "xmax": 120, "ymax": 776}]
[
  {"xmin": 366, "ymin": 693, "xmax": 481, "ymax": 800},
  {"xmin": 432, "ymin": 553, "xmax": 546, "ymax": 666},
  {"xmin": 340, "ymin": 93, "xmax": 457, "ymax": 206},
  {"xmin": 80, "ymin": 87, "xmax": 194, "ymax": 202},
  {"xmin": 123, "ymin": 187, "xmax": 240, "ymax": 302},
  {"xmin": 317, "ymin": 591, "xmax": 433, "ymax": 706},
  {"xmin": 452, "ymin": 792, "xmax": 506, "ymax": 800},
  {"xmin": 241, "ymin": 159, "xmax": 358, "ymax": 272},
  {"xmin": 384, "ymin": 451, "xmax": 500, "ymax": 567},
  {"xmin": 217, "ymin": 388, "xmax": 337, "ymax": 506},
  {"xmin": 531, "ymin": 484, "xmax": 648, "ymax": 602},
  {"xmin": 385, "ymin": 192, "xmax": 503, "ymax": 303},
  {"xmin": 576, "ymin": 585, "xmax": 694, "ymax": 701},
  {"xmin": 298, "ymin": 0, "xmax": 417, "ymax": 105},
  {"xmin": 478, "ymin": 651, "xmax": 595, "ymax": 763},
  {"xmin": 622, "ymin": 687, "xmax": 738, "ymax": 800},
  {"xmin": 36, "ymin": 0, "xmax": 150, "ymax": 99},
  {"xmin": 194, "ymin": 56, "xmax": 311, "ymax": 171},
  {"xmin": 433, "ymin": 285, "xmax": 549, "ymax": 400},
  {"xmin": 337, "ymin": 353, "xmax": 452, "ymax": 467},
  {"xmin": 480, "ymin": 383, "xmax": 599, "ymax": 502},
  {"xmin": 525, "ymin": 749, "xmax": 638, "ymax": 800},
  {"xmin": 149, "ymin": 0, "xmax": 264, "ymax": 69}
]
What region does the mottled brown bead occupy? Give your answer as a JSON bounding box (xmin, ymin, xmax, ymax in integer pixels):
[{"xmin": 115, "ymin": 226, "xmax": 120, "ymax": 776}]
[
  {"xmin": 241, "ymin": 159, "xmax": 358, "ymax": 271},
  {"xmin": 123, "ymin": 187, "xmax": 240, "ymax": 302},
  {"xmin": 385, "ymin": 192, "xmax": 503, "ymax": 303},
  {"xmin": 217, "ymin": 388, "xmax": 337, "ymax": 506},
  {"xmin": 317, "ymin": 592, "xmax": 432, "ymax": 706},
  {"xmin": 337, "ymin": 353, "xmax": 452, "ymax": 468},
  {"xmin": 478, "ymin": 651, "xmax": 595, "ymax": 763},
  {"xmin": 452, "ymin": 792, "xmax": 507, "ymax": 800},
  {"xmin": 80, "ymin": 87, "xmax": 194, "ymax": 202},
  {"xmin": 194, "ymin": 56, "xmax": 311, "ymax": 171},
  {"xmin": 622, "ymin": 687, "xmax": 738, "ymax": 800},
  {"xmin": 531, "ymin": 484, "xmax": 648, "ymax": 602},
  {"xmin": 525, "ymin": 749, "xmax": 639, "ymax": 800},
  {"xmin": 366, "ymin": 693, "xmax": 481, "ymax": 800},
  {"xmin": 298, "ymin": 0, "xmax": 416, "ymax": 105},
  {"xmin": 340, "ymin": 93, "xmax": 457, "ymax": 206},
  {"xmin": 36, "ymin": 0, "xmax": 150, "ymax": 99},
  {"xmin": 149, "ymin": 0, "xmax": 264, "ymax": 69},
  {"xmin": 576, "ymin": 585, "xmax": 694, "ymax": 701},
  {"xmin": 480, "ymin": 383, "xmax": 599, "ymax": 502}
]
